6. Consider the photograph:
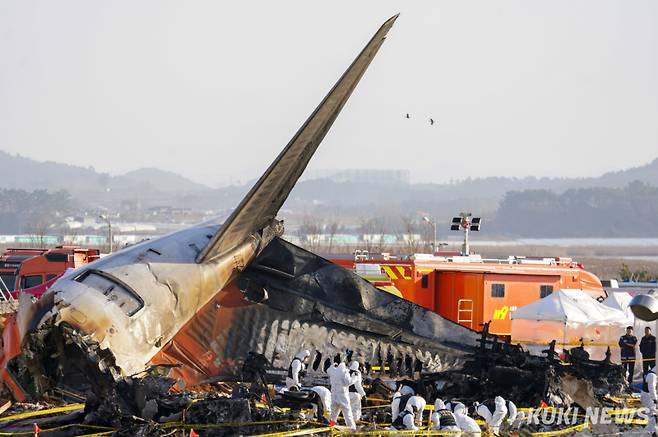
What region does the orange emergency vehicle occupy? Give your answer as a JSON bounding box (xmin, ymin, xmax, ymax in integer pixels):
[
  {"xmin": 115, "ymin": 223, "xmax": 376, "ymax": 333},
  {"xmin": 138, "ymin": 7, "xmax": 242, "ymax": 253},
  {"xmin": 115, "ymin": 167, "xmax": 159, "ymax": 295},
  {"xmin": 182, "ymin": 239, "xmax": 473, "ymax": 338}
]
[
  {"xmin": 0, "ymin": 246, "xmax": 100, "ymax": 299},
  {"xmin": 333, "ymin": 253, "xmax": 605, "ymax": 336}
]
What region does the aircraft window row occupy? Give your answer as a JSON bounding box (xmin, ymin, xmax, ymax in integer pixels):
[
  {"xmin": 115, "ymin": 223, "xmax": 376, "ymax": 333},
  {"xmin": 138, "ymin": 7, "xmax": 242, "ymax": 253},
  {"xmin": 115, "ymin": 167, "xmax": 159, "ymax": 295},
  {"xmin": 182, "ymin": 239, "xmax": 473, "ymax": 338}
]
[{"xmin": 75, "ymin": 271, "xmax": 144, "ymax": 316}]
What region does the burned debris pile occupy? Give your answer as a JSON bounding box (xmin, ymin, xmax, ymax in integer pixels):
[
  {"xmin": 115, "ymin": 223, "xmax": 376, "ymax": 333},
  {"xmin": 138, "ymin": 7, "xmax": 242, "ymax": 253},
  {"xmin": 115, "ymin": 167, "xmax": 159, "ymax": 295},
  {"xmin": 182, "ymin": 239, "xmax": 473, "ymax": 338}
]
[
  {"xmin": 425, "ymin": 323, "xmax": 627, "ymax": 409},
  {"xmin": 0, "ymin": 322, "xmax": 634, "ymax": 436}
]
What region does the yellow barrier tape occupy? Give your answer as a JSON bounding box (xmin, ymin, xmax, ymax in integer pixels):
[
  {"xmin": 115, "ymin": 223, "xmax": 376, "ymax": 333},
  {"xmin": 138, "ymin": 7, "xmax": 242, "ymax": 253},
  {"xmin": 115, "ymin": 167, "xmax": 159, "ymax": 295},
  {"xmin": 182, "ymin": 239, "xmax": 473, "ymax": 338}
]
[
  {"xmin": 0, "ymin": 423, "xmax": 114, "ymax": 436},
  {"xmin": 332, "ymin": 429, "xmax": 466, "ymax": 436},
  {"xmin": 160, "ymin": 419, "xmax": 327, "ymax": 430},
  {"xmin": 77, "ymin": 432, "xmax": 114, "ymax": 437},
  {"xmin": 531, "ymin": 422, "xmax": 590, "ymax": 436},
  {"xmin": 249, "ymin": 426, "xmax": 332, "ymax": 437},
  {"xmin": 514, "ymin": 339, "xmax": 617, "ymax": 347},
  {"xmin": 365, "ymin": 397, "xmax": 389, "ymax": 403},
  {"xmin": 0, "ymin": 404, "xmax": 84, "ymax": 422}
]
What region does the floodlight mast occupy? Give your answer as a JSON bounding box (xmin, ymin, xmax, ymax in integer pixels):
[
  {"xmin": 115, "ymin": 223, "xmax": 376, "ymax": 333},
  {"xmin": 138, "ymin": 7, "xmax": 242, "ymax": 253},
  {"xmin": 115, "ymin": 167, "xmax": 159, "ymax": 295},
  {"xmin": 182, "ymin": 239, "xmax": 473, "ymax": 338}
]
[{"xmin": 450, "ymin": 212, "xmax": 481, "ymax": 255}]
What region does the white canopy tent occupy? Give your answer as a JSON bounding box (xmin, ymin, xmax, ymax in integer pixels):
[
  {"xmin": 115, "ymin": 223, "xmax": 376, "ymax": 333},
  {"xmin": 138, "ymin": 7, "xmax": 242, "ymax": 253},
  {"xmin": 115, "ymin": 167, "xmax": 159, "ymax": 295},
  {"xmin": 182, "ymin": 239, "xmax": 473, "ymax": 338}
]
[
  {"xmin": 511, "ymin": 289, "xmax": 633, "ymax": 361},
  {"xmin": 602, "ymin": 291, "xmax": 635, "ymax": 325}
]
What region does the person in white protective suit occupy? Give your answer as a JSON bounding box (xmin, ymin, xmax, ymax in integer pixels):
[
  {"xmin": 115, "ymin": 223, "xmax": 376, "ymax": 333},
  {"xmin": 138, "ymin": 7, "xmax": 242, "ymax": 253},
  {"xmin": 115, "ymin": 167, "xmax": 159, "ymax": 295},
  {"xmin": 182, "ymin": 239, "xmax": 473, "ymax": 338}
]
[
  {"xmin": 430, "ymin": 398, "xmax": 461, "ymax": 433},
  {"xmin": 453, "ymin": 403, "xmax": 481, "ymax": 436},
  {"xmin": 408, "ymin": 395, "xmax": 426, "ymax": 427},
  {"xmin": 348, "ymin": 361, "xmax": 366, "ymax": 422},
  {"xmin": 310, "ymin": 386, "xmax": 332, "ymax": 419},
  {"xmin": 391, "ymin": 383, "xmax": 416, "ymax": 420},
  {"xmin": 506, "ymin": 400, "xmax": 522, "ymax": 429},
  {"xmin": 327, "ymin": 362, "xmax": 357, "ymax": 430},
  {"xmin": 391, "ymin": 396, "xmax": 425, "ymax": 431},
  {"xmin": 475, "ymin": 396, "xmax": 508, "ymax": 436},
  {"xmin": 285, "ymin": 350, "xmax": 310, "ymax": 390},
  {"xmin": 648, "ymin": 367, "xmax": 658, "ymax": 404},
  {"xmin": 643, "ymin": 366, "xmax": 658, "ymax": 436},
  {"xmin": 641, "ymin": 392, "xmax": 657, "ymax": 436}
]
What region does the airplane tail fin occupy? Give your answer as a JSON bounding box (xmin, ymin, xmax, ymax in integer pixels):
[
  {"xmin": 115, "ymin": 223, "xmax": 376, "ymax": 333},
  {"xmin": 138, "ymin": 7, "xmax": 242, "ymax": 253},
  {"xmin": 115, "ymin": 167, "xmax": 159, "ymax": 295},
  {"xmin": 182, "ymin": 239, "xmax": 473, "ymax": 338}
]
[{"xmin": 198, "ymin": 15, "xmax": 399, "ymax": 262}]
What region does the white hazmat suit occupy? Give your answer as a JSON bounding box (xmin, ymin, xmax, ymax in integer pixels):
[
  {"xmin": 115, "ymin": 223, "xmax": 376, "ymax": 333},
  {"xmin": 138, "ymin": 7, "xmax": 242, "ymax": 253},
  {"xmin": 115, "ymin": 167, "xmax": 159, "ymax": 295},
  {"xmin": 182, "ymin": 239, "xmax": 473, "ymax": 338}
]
[
  {"xmin": 348, "ymin": 361, "xmax": 366, "ymax": 422},
  {"xmin": 406, "ymin": 395, "xmax": 426, "ymax": 427},
  {"xmin": 391, "ymin": 394, "xmax": 425, "ymax": 431},
  {"xmin": 285, "ymin": 350, "xmax": 310, "ymax": 390},
  {"xmin": 431, "ymin": 399, "xmax": 461, "ymax": 433},
  {"xmin": 648, "ymin": 368, "xmax": 657, "ymax": 403},
  {"xmin": 391, "ymin": 410, "xmax": 418, "ymax": 431},
  {"xmin": 507, "ymin": 400, "xmax": 521, "ymax": 429},
  {"xmin": 391, "ymin": 385, "xmax": 416, "ymax": 419},
  {"xmin": 644, "ymin": 368, "xmax": 658, "ymax": 435},
  {"xmin": 475, "ymin": 396, "xmax": 508, "ymax": 436},
  {"xmin": 327, "ymin": 363, "xmax": 357, "ymax": 430},
  {"xmin": 641, "ymin": 392, "xmax": 657, "ymax": 435},
  {"xmin": 310, "ymin": 386, "xmax": 332, "ymax": 419},
  {"xmin": 454, "ymin": 404, "xmax": 481, "ymax": 436}
]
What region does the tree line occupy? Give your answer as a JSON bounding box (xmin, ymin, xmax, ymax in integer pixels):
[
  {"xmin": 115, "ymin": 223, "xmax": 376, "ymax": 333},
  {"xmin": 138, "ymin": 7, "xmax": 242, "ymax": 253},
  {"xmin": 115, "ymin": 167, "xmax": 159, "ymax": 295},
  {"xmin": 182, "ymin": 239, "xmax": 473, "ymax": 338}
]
[
  {"xmin": 0, "ymin": 189, "xmax": 74, "ymax": 234},
  {"xmin": 490, "ymin": 181, "xmax": 658, "ymax": 237}
]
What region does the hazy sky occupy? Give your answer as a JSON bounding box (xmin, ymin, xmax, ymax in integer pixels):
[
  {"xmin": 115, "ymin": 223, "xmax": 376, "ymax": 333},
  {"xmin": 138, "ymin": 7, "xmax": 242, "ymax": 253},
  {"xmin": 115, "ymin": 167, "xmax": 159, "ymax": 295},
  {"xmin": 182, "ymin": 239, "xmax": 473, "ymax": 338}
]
[{"xmin": 1, "ymin": 1, "xmax": 656, "ymax": 187}]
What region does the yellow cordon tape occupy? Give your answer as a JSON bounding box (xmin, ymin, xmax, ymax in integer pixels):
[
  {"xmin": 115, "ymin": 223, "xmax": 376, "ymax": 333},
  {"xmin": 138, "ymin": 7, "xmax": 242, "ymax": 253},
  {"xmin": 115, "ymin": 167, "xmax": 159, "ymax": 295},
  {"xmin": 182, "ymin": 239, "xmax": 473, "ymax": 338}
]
[
  {"xmin": 0, "ymin": 404, "xmax": 85, "ymax": 422},
  {"xmin": 76, "ymin": 432, "xmax": 113, "ymax": 437},
  {"xmin": 530, "ymin": 422, "xmax": 591, "ymax": 436},
  {"xmin": 330, "ymin": 429, "xmax": 467, "ymax": 436},
  {"xmin": 0, "ymin": 424, "xmax": 114, "ymax": 436},
  {"xmin": 248, "ymin": 426, "xmax": 332, "ymax": 437},
  {"xmin": 160, "ymin": 419, "xmax": 324, "ymax": 430}
]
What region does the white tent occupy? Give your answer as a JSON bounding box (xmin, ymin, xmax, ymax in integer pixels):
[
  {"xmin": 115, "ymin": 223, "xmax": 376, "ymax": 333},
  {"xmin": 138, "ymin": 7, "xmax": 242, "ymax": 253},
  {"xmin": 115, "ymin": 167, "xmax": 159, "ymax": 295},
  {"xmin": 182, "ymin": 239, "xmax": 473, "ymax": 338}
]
[
  {"xmin": 511, "ymin": 289, "xmax": 632, "ymax": 361},
  {"xmin": 602, "ymin": 291, "xmax": 635, "ymax": 325}
]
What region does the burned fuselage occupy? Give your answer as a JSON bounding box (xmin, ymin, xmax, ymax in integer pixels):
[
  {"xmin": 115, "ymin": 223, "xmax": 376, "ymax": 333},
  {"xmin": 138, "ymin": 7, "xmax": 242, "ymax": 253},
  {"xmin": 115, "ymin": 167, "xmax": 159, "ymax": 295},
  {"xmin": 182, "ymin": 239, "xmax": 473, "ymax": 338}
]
[
  {"xmin": 150, "ymin": 238, "xmax": 480, "ymax": 386},
  {"xmin": 18, "ymin": 236, "xmax": 479, "ymax": 398}
]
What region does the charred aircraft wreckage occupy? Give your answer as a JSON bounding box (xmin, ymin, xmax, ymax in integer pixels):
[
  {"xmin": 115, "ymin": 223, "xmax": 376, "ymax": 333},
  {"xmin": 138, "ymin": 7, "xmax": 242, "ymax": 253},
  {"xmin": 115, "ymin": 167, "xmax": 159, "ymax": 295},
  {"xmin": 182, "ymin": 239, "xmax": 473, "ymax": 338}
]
[
  {"xmin": 0, "ymin": 15, "xmax": 630, "ymax": 436},
  {"xmin": 1, "ymin": 15, "xmax": 479, "ymax": 405}
]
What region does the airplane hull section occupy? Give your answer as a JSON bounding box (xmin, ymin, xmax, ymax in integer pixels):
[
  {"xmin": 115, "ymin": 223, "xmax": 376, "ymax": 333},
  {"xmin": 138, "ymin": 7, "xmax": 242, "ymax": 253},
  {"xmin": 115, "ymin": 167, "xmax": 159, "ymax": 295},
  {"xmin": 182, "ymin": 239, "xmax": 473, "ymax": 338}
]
[{"xmin": 151, "ymin": 238, "xmax": 479, "ymax": 385}]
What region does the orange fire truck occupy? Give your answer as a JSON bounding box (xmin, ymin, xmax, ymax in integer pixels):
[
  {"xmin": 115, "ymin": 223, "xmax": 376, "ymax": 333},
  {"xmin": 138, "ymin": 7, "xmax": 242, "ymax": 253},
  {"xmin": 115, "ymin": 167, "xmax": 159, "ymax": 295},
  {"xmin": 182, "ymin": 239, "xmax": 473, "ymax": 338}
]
[
  {"xmin": 333, "ymin": 253, "xmax": 605, "ymax": 336},
  {"xmin": 0, "ymin": 246, "xmax": 100, "ymax": 299}
]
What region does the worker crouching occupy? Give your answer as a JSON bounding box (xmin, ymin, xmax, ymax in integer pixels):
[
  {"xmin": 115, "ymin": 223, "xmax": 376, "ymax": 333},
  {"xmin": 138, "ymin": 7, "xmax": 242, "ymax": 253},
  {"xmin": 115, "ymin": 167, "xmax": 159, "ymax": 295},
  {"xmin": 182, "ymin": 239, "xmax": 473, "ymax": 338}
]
[
  {"xmin": 431, "ymin": 398, "xmax": 461, "ymax": 434},
  {"xmin": 285, "ymin": 350, "xmax": 310, "ymax": 391},
  {"xmin": 390, "ymin": 395, "xmax": 426, "ymax": 431}
]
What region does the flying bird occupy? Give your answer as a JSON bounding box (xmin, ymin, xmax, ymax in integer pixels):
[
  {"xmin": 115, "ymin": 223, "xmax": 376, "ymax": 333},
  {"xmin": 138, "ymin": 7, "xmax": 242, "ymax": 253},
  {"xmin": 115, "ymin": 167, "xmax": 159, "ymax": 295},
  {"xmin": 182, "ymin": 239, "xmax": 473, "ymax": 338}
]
[{"xmin": 430, "ymin": 118, "xmax": 435, "ymax": 125}]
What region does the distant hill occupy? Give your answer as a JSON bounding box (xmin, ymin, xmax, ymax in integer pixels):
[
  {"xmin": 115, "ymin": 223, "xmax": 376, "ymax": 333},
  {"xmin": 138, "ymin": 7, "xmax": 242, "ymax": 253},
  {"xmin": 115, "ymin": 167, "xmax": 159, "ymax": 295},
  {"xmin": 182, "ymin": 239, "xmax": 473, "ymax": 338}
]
[
  {"xmin": 0, "ymin": 149, "xmax": 656, "ymax": 217},
  {"xmin": 0, "ymin": 150, "xmax": 211, "ymax": 207},
  {"xmin": 489, "ymin": 181, "xmax": 658, "ymax": 237},
  {"xmin": 594, "ymin": 158, "xmax": 658, "ymax": 188},
  {"xmin": 118, "ymin": 168, "xmax": 209, "ymax": 194}
]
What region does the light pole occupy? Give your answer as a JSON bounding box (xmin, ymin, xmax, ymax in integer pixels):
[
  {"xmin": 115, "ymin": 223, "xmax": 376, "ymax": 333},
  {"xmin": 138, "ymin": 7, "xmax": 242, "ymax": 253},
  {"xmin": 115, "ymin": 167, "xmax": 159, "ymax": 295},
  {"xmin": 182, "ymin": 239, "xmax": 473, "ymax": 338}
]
[
  {"xmin": 422, "ymin": 216, "xmax": 437, "ymax": 253},
  {"xmin": 99, "ymin": 214, "xmax": 113, "ymax": 253},
  {"xmin": 450, "ymin": 213, "xmax": 481, "ymax": 256}
]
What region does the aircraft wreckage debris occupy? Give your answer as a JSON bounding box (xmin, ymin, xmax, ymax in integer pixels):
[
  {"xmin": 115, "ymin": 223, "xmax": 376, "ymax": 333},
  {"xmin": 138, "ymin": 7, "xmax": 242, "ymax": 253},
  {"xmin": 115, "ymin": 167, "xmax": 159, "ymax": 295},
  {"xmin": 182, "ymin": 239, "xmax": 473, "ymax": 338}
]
[
  {"xmin": 0, "ymin": 332, "xmax": 643, "ymax": 436},
  {"xmin": 0, "ymin": 13, "xmax": 647, "ymax": 437}
]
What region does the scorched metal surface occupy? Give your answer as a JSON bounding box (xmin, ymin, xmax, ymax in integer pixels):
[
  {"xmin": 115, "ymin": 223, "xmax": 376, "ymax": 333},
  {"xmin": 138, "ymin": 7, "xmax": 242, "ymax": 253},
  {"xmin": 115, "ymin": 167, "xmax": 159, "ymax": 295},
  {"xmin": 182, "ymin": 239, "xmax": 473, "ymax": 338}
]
[{"xmin": 151, "ymin": 238, "xmax": 479, "ymax": 385}]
